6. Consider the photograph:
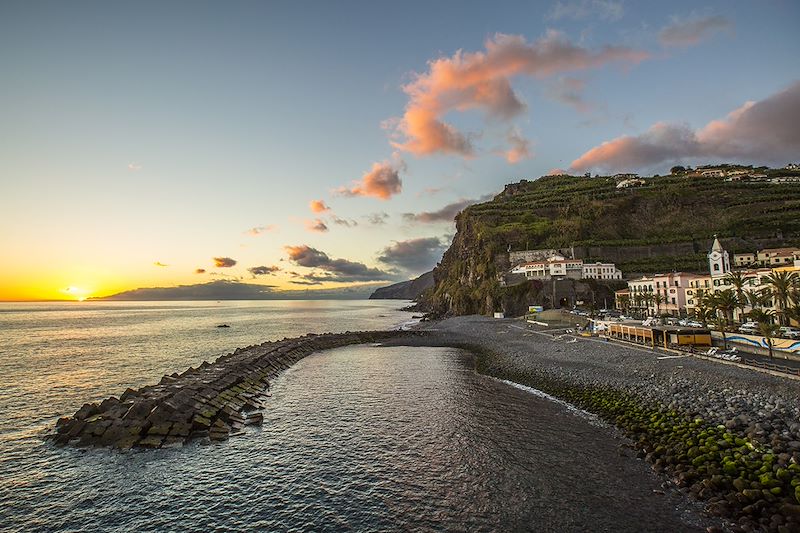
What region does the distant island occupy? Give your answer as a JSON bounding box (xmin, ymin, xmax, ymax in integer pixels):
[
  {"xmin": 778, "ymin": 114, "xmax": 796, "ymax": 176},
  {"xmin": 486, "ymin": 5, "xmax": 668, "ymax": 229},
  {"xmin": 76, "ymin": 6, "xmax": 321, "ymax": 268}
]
[{"xmin": 92, "ymin": 280, "xmax": 382, "ymax": 301}]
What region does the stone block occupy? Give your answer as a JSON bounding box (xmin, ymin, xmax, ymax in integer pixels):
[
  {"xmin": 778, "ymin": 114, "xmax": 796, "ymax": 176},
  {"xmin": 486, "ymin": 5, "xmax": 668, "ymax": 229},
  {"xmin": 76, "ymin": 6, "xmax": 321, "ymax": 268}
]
[{"xmin": 138, "ymin": 435, "xmax": 164, "ymax": 448}]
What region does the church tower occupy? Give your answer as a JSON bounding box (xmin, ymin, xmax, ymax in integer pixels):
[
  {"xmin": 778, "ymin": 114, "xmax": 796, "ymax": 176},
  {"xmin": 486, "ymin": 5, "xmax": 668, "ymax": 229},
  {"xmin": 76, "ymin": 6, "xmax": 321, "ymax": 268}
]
[{"xmin": 708, "ymin": 235, "xmax": 730, "ymax": 276}]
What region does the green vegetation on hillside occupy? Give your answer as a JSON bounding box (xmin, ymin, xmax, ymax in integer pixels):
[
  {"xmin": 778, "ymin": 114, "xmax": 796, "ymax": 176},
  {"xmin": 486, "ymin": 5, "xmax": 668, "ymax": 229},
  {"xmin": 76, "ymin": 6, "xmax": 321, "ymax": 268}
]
[{"xmin": 424, "ymin": 170, "xmax": 800, "ymax": 316}]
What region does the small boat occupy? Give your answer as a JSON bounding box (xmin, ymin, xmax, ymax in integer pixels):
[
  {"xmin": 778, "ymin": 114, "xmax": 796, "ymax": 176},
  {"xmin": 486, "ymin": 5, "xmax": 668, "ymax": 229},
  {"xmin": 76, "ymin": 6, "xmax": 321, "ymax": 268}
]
[{"xmin": 216, "ymin": 324, "xmax": 230, "ymax": 328}]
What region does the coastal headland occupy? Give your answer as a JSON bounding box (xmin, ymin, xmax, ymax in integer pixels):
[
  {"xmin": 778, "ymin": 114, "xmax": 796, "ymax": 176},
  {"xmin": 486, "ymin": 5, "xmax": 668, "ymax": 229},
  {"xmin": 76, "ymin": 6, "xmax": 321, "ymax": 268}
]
[{"xmin": 53, "ymin": 317, "xmax": 800, "ymax": 531}]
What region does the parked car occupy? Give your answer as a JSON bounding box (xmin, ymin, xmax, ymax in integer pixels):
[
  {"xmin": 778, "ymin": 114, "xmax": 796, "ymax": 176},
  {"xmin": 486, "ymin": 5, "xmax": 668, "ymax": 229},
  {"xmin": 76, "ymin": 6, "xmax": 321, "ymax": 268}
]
[
  {"xmin": 677, "ymin": 319, "xmax": 688, "ymax": 326},
  {"xmin": 779, "ymin": 326, "xmax": 800, "ymax": 339},
  {"xmin": 686, "ymin": 321, "xmax": 704, "ymax": 328},
  {"xmin": 738, "ymin": 324, "xmax": 758, "ymax": 334}
]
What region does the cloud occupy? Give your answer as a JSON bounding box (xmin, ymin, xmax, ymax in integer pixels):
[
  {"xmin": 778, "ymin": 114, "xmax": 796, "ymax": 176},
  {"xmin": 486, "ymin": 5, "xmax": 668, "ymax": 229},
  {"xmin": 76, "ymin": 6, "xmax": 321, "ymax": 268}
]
[
  {"xmin": 377, "ymin": 237, "xmax": 448, "ymax": 273},
  {"xmin": 502, "ymin": 127, "xmax": 533, "ymax": 164},
  {"xmin": 659, "ymin": 14, "xmax": 732, "ymax": 47},
  {"xmin": 195, "ymin": 268, "xmax": 206, "ymax": 274},
  {"xmin": 364, "ymin": 212, "xmax": 390, "ymax": 225},
  {"xmin": 305, "ymin": 218, "xmax": 329, "ymax": 233},
  {"xmin": 284, "ymin": 245, "xmax": 396, "ymax": 282},
  {"xmin": 245, "ymin": 225, "xmax": 276, "ymax": 236},
  {"xmin": 545, "ymin": 76, "xmax": 590, "ymax": 112},
  {"xmin": 403, "ymin": 194, "xmax": 494, "ymax": 224},
  {"xmin": 248, "ymin": 265, "xmax": 281, "ymax": 277},
  {"xmin": 547, "ymin": 168, "xmax": 569, "ymax": 175},
  {"xmin": 569, "ymin": 81, "xmax": 800, "ymax": 172},
  {"xmin": 389, "ymin": 31, "xmax": 648, "ymax": 158},
  {"xmin": 546, "ymin": 0, "xmax": 624, "ymax": 21},
  {"xmin": 336, "ymin": 157, "xmax": 404, "ymax": 200},
  {"xmin": 127, "ymin": 162, "xmax": 142, "ymax": 171},
  {"xmin": 331, "ymin": 215, "xmax": 357, "ymax": 227},
  {"xmin": 309, "ymin": 200, "xmax": 330, "ymax": 213},
  {"xmin": 153, "ymin": 261, "xmax": 169, "ymax": 267},
  {"xmin": 212, "ymin": 257, "xmax": 237, "ymax": 268}
]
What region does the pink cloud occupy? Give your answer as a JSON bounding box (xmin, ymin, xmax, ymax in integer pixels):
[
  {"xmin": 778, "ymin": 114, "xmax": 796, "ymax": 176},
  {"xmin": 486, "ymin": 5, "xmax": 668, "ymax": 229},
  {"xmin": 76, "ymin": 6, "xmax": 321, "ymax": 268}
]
[
  {"xmin": 390, "ymin": 31, "xmax": 648, "ymax": 159},
  {"xmin": 305, "ymin": 218, "xmax": 329, "ymax": 233},
  {"xmin": 570, "ymin": 81, "xmax": 800, "ymax": 172},
  {"xmin": 502, "ymin": 128, "xmax": 533, "ymax": 164},
  {"xmin": 547, "ymin": 168, "xmax": 569, "ymax": 175},
  {"xmin": 309, "ymin": 200, "xmax": 330, "ymax": 213},
  {"xmin": 335, "ymin": 158, "xmax": 404, "ymax": 200}
]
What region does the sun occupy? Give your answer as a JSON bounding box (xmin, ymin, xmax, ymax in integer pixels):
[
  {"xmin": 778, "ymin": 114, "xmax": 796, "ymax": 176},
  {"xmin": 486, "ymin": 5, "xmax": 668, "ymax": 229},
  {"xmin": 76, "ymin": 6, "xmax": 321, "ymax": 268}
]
[{"xmin": 61, "ymin": 286, "xmax": 91, "ymax": 301}]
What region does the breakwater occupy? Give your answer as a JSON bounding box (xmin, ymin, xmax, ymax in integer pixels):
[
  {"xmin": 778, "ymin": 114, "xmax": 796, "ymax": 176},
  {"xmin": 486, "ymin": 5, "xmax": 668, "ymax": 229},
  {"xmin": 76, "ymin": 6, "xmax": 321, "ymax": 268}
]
[{"xmin": 51, "ymin": 330, "xmax": 417, "ymax": 449}]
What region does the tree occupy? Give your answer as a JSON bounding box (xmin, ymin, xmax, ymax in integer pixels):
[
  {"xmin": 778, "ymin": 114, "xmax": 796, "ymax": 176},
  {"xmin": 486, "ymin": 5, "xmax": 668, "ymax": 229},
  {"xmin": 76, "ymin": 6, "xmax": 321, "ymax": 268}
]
[
  {"xmin": 632, "ymin": 293, "xmax": 642, "ymax": 317},
  {"xmin": 766, "ymin": 271, "xmax": 799, "ymax": 325},
  {"xmin": 711, "ymin": 315, "xmax": 729, "ymax": 350},
  {"xmin": 723, "ymin": 271, "xmax": 752, "ymax": 322},
  {"xmin": 653, "ymin": 293, "xmax": 664, "ymax": 317},
  {"xmin": 670, "ymin": 165, "xmax": 686, "ymax": 175},
  {"xmin": 710, "ymin": 289, "xmax": 739, "ymax": 325},
  {"xmin": 745, "ymin": 287, "xmax": 771, "ymax": 310},
  {"xmin": 785, "ymin": 292, "xmax": 800, "ymax": 326},
  {"xmin": 748, "ymin": 309, "xmax": 779, "ymax": 359},
  {"xmin": 642, "ymin": 292, "xmax": 654, "ymax": 317},
  {"xmin": 618, "ymin": 294, "xmax": 631, "ymax": 315}
]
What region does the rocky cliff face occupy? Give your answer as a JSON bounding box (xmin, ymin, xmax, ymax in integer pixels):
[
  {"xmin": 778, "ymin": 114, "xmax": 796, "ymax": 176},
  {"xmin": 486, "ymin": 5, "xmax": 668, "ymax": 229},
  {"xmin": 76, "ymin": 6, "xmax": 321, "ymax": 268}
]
[{"xmin": 369, "ymin": 271, "xmax": 434, "ymax": 300}]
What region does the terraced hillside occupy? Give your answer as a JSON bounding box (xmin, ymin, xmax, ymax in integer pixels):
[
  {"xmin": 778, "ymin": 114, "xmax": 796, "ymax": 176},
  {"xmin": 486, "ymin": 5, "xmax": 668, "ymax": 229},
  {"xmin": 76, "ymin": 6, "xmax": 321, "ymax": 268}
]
[{"xmin": 422, "ymin": 169, "xmax": 800, "ymax": 316}]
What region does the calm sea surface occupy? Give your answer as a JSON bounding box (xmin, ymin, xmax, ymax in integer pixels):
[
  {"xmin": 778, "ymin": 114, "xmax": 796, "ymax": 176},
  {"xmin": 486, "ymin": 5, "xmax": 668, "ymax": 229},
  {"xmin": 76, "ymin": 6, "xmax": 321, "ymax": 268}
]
[{"xmin": 0, "ymin": 300, "xmax": 698, "ymax": 532}]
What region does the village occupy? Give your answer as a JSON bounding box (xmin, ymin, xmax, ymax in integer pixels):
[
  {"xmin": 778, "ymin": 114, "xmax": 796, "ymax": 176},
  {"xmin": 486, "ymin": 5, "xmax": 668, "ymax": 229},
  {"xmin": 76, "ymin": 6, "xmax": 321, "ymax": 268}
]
[
  {"xmin": 504, "ymin": 174, "xmax": 800, "ymax": 367},
  {"xmin": 508, "ymin": 237, "xmax": 800, "ymax": 362}
]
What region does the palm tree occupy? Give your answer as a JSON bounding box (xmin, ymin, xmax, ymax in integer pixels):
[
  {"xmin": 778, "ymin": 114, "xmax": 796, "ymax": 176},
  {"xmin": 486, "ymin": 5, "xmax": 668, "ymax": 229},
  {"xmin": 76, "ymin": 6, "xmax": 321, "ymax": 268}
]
[
  {"xmin": 766, "ymin": 271, "xmax": 799, "ymax": 325},
  {"xmin": 696, "ymin": 307, "xmax": 715, "ymax": 327},
  {"xmin": 618, "ymin": 294, "xmax": 631, "ymax": 315},
  {"xmin": 711, "ymin": 315, "xmax": 729, "ymax": 350},
  {"xmin": 653, "ymin": 293, "xmax": 664, "ymax": 318},
  {"xmin": 632, "ymin": 293, "xmax": 643, "ymax": 317},
  {"xmin": 745, "ymin": 287, "xmax": 771, "ymax": 310},
  {"xmin": 748, "ymin": 309, "xmax": 779, "ymax": 359},
  {"xmin": 710, "ymin": 289, "xmax": 739, "ymax": 325},
  {"xmin": 643, "ymin": 292, "xmax": 654, "ymax": 317},
  {"xmin": 724, "ymin": 271, "xmax": 752, "ymax": 322},
  {"xmin": 783, "ymin": 292, "xmax": 800, "ymax": 326}
]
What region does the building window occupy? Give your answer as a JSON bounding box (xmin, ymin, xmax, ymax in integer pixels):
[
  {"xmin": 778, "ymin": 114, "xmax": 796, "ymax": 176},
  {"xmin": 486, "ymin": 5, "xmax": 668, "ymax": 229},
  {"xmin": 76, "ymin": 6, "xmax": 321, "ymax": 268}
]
[{"xmin": 713, "ymin": 264, "xmax": 720, "ymax": 271}]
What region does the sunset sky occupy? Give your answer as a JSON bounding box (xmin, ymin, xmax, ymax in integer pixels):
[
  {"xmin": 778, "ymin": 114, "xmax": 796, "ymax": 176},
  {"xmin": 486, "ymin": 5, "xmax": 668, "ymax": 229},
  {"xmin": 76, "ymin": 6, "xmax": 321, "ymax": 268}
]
[{"xmin": 1, "ymin": 1, "xmax": 799, "ymax": 300}]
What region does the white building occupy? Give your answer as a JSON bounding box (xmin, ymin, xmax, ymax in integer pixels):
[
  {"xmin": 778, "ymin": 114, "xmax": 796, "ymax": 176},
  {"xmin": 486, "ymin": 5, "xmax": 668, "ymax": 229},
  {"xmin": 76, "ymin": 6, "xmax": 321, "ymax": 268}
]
[
  {"xmin": 708, "ymin": 235, "xmax": 731, "ymax": 276},
  {"xmin": 511, "ymin": 257, "xmax": 583, "ymax": 280},
  {"xmin": 582, "ymin": 262, "xmax": 623, "ymax": 280}
]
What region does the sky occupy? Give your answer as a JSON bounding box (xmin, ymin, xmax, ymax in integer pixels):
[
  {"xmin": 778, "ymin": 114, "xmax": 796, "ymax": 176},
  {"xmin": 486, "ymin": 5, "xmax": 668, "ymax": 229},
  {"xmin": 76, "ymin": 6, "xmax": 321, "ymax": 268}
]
[{"xmin": 1, "ymin": 0, "xmax": 799, "ymax": 300}]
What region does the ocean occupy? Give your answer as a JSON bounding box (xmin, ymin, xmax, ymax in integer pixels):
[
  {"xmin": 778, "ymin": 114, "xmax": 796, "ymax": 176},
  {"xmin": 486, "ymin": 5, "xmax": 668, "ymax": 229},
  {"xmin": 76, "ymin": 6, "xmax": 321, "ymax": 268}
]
[{"xmin": 0, "ymin": 300, "xmax": 695, "ymax": 531}]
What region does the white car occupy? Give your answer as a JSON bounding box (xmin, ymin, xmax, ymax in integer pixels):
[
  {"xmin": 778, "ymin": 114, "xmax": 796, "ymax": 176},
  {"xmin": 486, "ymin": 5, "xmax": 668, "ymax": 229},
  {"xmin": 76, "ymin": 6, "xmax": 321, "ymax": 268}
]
[
  {"xmin": 686, "ymin": 321, "xmax": 704, "ymax": 328},
  {"xmin": 779, "ymin": 327, "xmax": 800, "ymax": 339}
]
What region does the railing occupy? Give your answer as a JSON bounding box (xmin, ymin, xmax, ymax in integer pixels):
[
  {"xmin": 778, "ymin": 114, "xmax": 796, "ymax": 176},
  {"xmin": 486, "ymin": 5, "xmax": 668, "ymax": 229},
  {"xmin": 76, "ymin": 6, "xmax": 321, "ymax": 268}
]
[{"xmin": 741, "ymin": 358, "xmax": 800, "ymax": 377}]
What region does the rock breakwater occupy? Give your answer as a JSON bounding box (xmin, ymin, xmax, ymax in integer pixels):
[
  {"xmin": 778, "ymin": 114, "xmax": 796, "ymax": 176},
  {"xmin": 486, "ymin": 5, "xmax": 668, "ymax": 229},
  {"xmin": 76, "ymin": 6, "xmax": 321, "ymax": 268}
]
[{"xmin": 51, "ymin": 331, "xmax": 415, "ymax": 449}]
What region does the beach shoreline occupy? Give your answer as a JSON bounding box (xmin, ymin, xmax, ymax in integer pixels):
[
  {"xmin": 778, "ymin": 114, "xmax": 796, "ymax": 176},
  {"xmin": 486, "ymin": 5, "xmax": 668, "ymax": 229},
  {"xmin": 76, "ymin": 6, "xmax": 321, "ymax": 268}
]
[{"xmin": 394, "ymin": 315, "xmax": 800, "ymax": 533}]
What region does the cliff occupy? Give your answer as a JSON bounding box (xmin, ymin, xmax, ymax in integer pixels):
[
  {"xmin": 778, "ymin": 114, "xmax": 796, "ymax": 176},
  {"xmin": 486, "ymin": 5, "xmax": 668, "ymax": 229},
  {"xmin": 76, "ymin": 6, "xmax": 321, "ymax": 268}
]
[
  {"xmin": 369, "ymin": 271, "xmax": 434, "ymax": 300},
  {"xmin": 423, "ymin": 169, "xmax": 800, "ymax": 317}
]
